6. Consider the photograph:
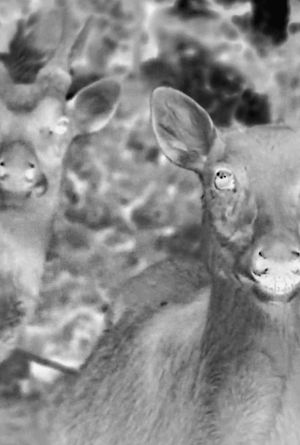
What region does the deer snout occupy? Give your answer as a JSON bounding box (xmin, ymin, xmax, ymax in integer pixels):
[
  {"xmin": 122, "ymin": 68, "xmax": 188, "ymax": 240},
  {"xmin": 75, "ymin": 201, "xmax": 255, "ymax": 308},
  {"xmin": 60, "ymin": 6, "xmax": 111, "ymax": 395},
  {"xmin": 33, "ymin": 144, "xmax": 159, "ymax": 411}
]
[
  {"xmin": 32, "ymin": 173, "xmax": 48, "ymax": 197},
  {"xmin": 22, "ymin": 165, "xmax": 48, "ymax": 197},
  {"xmin": 0, "ymin": 166, "xmax": 48, "ymax": 206},
  {"xmin": 0, "ymin": 171, "xmax": 34, "ymax": 196},
  {"xmin": 251, "ymin": 239, "xmax": 300, "ymax": 301}
]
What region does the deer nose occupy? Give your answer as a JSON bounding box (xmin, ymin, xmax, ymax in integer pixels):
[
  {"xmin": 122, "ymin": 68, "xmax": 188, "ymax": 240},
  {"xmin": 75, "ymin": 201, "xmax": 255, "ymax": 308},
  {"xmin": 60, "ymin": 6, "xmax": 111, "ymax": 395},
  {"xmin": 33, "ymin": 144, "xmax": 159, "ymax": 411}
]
[
  {"xmin": 33, "ymin": 173, "xmax": 48, "ymax": 196},
  {"xmin": 252, "ymin": 239, "xmax": 300, "ymax": 276},
  {"xmin": 251, "ymin": 238, "xmax": 300, "ymax": 301}
]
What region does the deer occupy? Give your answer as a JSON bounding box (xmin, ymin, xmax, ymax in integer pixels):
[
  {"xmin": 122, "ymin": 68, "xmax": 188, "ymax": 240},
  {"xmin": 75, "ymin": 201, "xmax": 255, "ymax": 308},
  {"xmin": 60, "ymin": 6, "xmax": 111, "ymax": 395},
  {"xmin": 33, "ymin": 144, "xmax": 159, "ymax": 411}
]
[
  {"xmin": 49, "ymin": 86, "xmax": 300, "ymax": 445},
  {"xmin": 111, "ymin": 255, "xmax": 210, "ymax": 323},
  {"xmin": 0, "ymin": 2, "xmax": 120, "ymax": 363}
]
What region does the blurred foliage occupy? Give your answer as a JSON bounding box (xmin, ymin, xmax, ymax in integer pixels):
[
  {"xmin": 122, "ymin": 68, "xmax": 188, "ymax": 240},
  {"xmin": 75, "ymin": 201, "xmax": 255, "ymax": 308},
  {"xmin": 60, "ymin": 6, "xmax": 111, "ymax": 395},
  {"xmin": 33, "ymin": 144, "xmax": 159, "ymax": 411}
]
[{"xmin": 0, "ymin": 0, "xmax": 299, "ymax": 441}]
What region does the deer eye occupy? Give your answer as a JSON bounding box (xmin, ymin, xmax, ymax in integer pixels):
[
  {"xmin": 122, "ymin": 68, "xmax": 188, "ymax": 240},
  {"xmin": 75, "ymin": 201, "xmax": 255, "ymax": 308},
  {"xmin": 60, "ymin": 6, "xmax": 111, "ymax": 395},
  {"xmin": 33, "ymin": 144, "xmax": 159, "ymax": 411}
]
[{"xmin": 214, "ymin": 168, "xmax": 235, "ymax": 191}]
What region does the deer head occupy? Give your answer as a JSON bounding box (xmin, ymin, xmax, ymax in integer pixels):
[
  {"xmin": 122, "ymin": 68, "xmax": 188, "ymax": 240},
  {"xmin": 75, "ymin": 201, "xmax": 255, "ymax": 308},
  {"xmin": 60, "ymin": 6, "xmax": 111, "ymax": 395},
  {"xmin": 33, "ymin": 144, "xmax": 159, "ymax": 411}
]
[
  {"xmin": 152, "ymin": 87, "xmax": 300, "ymax": 306},
  {"xmin": 0, "ymin": 2, "xmax": 120, "ymax": 361}
]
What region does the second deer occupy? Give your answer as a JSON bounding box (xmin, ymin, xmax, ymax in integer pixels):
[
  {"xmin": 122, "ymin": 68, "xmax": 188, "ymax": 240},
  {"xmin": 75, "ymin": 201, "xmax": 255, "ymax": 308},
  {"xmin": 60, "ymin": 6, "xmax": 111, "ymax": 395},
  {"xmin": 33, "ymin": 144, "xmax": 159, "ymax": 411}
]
[{"xmin": 0, "ymin": 2, "xmax": 120, "ymax": 362}]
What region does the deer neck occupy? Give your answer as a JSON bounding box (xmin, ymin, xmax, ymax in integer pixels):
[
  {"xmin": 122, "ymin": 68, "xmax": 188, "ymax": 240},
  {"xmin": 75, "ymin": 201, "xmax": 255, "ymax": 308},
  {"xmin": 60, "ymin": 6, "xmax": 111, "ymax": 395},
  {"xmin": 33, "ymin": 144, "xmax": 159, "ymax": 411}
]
[
  {"xmin": 202, "ymin": 277, "xmax": 300, "ymax": 373},
  {"xmin": 0, "ymin": 172, "xmax": 62, "ymax": 297},
  {"xmin": 198, "ymin": 276, "xmax": 300, "ymax": 443},
  {"xmin": 0, "ymin": 177, "xmax": 62, "ymax": 361}
]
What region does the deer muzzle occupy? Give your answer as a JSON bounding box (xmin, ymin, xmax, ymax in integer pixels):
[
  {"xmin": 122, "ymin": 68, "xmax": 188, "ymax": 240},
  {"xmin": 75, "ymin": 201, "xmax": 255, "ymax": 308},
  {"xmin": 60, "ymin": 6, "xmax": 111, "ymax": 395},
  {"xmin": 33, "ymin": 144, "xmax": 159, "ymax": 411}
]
[
  {"xmin": 251, "ymin": 238, "xmax": 300, "ymax": 302},
  {"xmin": 0, "ymin": 171, "xmax": 48, "ymax": 208}
]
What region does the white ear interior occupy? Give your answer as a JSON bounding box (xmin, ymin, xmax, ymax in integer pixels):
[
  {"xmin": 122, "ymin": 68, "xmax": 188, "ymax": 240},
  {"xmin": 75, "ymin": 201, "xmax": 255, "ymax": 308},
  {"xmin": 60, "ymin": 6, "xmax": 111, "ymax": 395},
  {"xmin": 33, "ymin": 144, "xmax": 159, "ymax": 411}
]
[
  {"xmin": 68, "ymin": 78, "xmax": 121, "ymax": 135},
  {"xmin": 151, "ymin": 87, "xmax": 217, "ymax": 172}
]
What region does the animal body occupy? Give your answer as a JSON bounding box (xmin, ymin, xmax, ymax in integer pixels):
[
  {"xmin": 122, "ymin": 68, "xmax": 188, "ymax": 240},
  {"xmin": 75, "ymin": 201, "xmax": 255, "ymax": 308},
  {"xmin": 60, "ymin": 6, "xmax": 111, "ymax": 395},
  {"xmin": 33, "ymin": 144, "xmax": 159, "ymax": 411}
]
[
  {"xmin": 111, "ymin": 256, "xmax": 210, "ymax": 323},
  {"xmin": 50, "ymin": 86, "xmax": 300, "ymax": 445},
  {"xmin": 0, "ymin": 1, "xmax": 120, "ymax": 361}
]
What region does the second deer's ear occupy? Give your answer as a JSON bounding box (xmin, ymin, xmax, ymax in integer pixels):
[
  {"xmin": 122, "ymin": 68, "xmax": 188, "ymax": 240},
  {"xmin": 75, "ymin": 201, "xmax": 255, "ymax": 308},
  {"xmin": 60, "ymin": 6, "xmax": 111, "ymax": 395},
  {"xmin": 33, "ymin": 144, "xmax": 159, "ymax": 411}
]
[
  {"xmin": 69, "ymin": 78, "xmax": 121, "ymax": 135},
  {"xmin": 151, "ymin": 87, "xmax": 217, "ymax": 173}
]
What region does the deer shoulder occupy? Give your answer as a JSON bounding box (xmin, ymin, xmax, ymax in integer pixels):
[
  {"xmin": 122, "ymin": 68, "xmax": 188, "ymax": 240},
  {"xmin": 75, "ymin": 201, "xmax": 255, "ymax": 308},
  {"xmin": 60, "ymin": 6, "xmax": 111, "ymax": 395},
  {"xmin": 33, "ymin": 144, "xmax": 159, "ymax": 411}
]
[{"xmin": 111, "ymin": 256, "xmax": 210, "ymax": 322}]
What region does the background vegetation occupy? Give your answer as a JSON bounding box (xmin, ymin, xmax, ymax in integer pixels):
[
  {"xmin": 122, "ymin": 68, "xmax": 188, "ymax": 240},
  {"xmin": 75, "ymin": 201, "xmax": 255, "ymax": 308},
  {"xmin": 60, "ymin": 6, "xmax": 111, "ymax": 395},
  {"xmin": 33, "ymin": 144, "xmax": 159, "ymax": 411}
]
[{"xmin": 0, "ymin": 0, "xmax": 298, "ymax": 442}]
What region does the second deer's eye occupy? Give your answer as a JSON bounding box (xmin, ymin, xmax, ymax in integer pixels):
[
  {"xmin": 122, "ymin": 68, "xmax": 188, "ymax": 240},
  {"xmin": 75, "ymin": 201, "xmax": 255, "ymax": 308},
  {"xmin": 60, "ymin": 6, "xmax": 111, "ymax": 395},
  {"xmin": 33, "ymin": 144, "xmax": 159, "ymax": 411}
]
[{"xmin": 214, "ymin": 169, "xmax": 235, "ymax": 191}]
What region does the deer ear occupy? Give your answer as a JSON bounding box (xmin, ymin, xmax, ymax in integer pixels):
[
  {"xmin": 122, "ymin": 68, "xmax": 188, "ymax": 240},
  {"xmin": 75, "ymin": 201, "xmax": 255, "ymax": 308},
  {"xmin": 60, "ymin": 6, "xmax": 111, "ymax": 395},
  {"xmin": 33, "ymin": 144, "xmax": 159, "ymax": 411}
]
[
  {"xmin": 151, "ymin": 87, "xmax": 217, "ymax": 172},
  {"xmin": 69, "ymin": 78, "xmax": 121, "ymax": 134}
]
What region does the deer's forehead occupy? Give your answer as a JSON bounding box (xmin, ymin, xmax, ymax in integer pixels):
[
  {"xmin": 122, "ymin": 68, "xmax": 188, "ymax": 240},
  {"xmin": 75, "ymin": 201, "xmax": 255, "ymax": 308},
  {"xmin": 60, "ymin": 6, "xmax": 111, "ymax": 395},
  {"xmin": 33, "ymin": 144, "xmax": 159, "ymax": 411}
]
[
  {"xmin": 217, "ymin": 128, "xmax": 300, "ymax": 187},
  {"xmin": 31, "ymin": 98, "xmax": 66, "ymax": 125},
  {"xmin": 205, "ymin": 127, "xmax": 300, "ymax": 219}
]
